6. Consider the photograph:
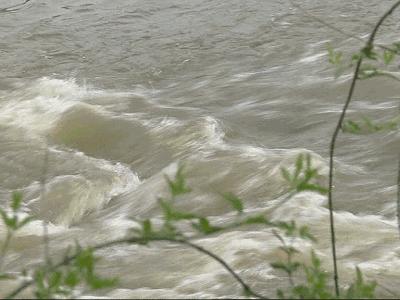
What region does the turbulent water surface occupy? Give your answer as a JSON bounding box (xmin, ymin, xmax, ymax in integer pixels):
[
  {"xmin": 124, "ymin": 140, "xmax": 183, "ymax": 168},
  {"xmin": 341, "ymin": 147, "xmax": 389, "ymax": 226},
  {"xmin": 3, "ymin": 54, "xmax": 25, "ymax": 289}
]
[{"xmin": 1, "ymin": 0, "xmax": 400, "ymax": 298}]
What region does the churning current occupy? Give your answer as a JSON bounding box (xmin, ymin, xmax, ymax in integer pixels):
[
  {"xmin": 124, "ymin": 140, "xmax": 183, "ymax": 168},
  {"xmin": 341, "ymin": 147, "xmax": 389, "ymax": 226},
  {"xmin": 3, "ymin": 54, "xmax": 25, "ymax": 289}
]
[{"xmin": 0, "ymin": 0, "xmax": 400, "ymax": 298}]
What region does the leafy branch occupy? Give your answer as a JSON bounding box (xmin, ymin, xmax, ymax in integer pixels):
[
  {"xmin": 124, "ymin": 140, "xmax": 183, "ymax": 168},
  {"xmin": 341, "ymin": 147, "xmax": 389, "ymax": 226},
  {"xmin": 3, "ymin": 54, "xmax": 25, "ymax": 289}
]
[{"xmin": 326, "ymin": 1, "xmax": 400, "ymax": 296}]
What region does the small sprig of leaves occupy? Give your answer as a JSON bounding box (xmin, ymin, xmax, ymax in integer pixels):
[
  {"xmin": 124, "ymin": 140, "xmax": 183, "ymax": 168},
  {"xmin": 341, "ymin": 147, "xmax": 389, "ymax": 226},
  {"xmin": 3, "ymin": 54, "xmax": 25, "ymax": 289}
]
[
  {"xmin": 271, "ymin": 223, "xmax": 376, "ymax": 299},
  {"xmin": 342, "ymin": 115, "xmax": 399, "ymax": 134},
  {"xmin": 271, "ymin": 223, "xmax": 319, "ymax": 299},
  {"xmin": 281, "ymin": 154, "xmax": 328, "ymax": 195},
  {"xmin": 289, "ymin": 251, "xmax": 331, "ymax": 299},
  {"xmin": 132, "ymin": 165, "xmax": 273, "ymax": 254},
  {"xmin": 165, "ymin": 165, "xmax": 191, "ymax": 197},
  {"xmin": 0, "ymin": 192, "xmax": 34, "ymax": 273},
  {"xmin": 345, "ymin": 267, "xmax": 377, "ymax": 299},
  {"xmin": 328, "ymin": 45, "xmax": 345, "ymax": 78},
  {"xmin": 329, "ymin": 42, "xmax": 400, "ymax": 80},
  {"xmin": 0, "ymin": 192, "xmax": 33, "ymax": 232},
  {"xmin": 34, "ymin": 247, "xmax": 117, "ymax": 299}
]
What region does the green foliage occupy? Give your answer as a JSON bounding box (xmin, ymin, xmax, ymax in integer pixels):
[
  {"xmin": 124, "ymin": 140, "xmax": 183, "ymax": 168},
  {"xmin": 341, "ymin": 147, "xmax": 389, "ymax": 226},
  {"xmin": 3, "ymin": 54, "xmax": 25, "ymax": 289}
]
[
  {"xmin": 383, "ymin": 49, "xmax": 395, "ymax": 65},
  {"xmin": 328, "ymin": 42, "xmax": 400, "ymax": 81},
  {"xmin": 342, "ymin": 115, "xmax": 399, "ymax": 134},
  {"xmin": 271, "ymin": 226, "xmax": 376, "ymax": 299},
  {"xmin": 222, "ymin": 192, "xmax": 244, "ymax": 214},
  {"xmin": 0, "ymin": 192, "xmax": 33, "ymax": 232},
  {"xmin": 361, "ymin": 45, "xmax": 378, "ymax": 60},
  {"xmin": 0, "ymin": 192, "xmax": 34, "ymax": 276},
  {"xmin": 33, "ymin": 247, "xmax": 117, "ymax": 299},
  {"xmin": 241, "ymin": 214, "xmax": 270, "ymax": 225},
  {"xmin": 158, "ymin": 198, "xmax": 198, "ymax": 222},
  {"xmin": 165, "ymin": 165, "xmax": 191, "ymax": 197},
  {"xmin": 327, "ymin": 45, "xmax": 345, "ymax": 78},
  {"xmin": 192, "ymin": 217, "xmax": 222, "ymax": 234},
  {"xmin": 281, "ymin": 153, "xmax": 328, "ymax": 195},
  {"xmin": 346, "ymin": 267, "xmax": 377, "ymax": 299},
  {"xmin": 1, "ymin": 155, "xmax": 380, "ymax": 299}
]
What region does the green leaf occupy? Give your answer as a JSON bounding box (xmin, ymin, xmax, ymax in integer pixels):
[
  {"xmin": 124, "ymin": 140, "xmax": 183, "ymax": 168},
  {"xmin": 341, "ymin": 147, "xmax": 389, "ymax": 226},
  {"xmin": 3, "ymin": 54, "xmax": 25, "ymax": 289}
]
[
  {"xmin": 303, "ymin": 168, "xmax": 318, "ymax": 183},
  {"xmin": 292, "ymin": 285, "xmax": 311, "ymax": 299},
  {"xmin": 3, "ymin": 215, "xmax": 18, "ymax": 230},
  {"xmin": 158, "ymin": 199, "xmax": 197, "ymax": 221},
  {"xmin": 297, "ymin": 182, "xmax": 328, "ymax": 195},
  {"xmin": 310, "ymin": 250, "xmax": 321, "ymax": 269},
  {"xmin": 352, "ymin": 53, "xmax": 361, "ymax": 61},
  {"xmin": 276, "ymin": 221, "xmax": 296, "ymax": 236},
  {"xmin": 279, "ymin": 245, "xmax": 299, "ymax": 256},
  {"xmin": 86, "ymin": 274, "xmax": 118, "ymax": 289},
  {"xmin": 11, "ymin": 192, "xmax": 23, "ymax": 212},
  {"xmin": 243, "ymin": 215, "xmax": 269, "ymax": 225},
  {"xmin": 299, "ymin": 226, "xmax": 317, "ymax": 242},
  {"xmin": 294, "ymin": 154, "xmax": 304, "ymax": 180},
  {"xmin": 327, "ymin": 45, "xmax": 343, "ymax": 65},
  {"xmin": 192, "ymin": 217, "xmax": 221, "ymax": 234},
  {"xmin": 343, "ymin": 120, "xmax": 362, "ymax": 133},
  {"xmin": 280, "ymin": 167, "xmax": 292, "ymax": 183},
  {"xmin": 346, "ymin": 267, "xmax": 377, "ymax": 299},
  {"xmin": 49, "ymin": 271, "xmax": 62, "ymax": 289},
  {"xmin": 383, "ymin": 49, "xmax": 395, "ymax": 65},
  {"xmin": 243, "ymin": 287, "xmax": 252, "ymax": 297},
  {"xmin": 64, "ymin": 270, "xmax": 80, "ymax": 288},
  {"xmin": 222, "ymin": 193, "xmax": 243, "ymax": 214},
  {"xmin": 75, "ymin": 248, "xmax": 95, "ymax": 274},
  {"xmin": 276, "ymin": 289, "xmax": 285, "ymax": 299},
  {"xmin": 0, "ymin": 209, "xmax": 9, "ymax": 227},
  {"xmin": 361, "ymin": 46, "xmax": 377, "ymax": 60},
  {"xmin": 165, "ymin": 165, "xmax": 191, "ymax": 197},
  {"xmin": 270, "ymin": 261, "xmax": 299, "ymax": 274},
  {"xmin": 271, "ymin": 261, "xmax": 289, "ymax": 272}
]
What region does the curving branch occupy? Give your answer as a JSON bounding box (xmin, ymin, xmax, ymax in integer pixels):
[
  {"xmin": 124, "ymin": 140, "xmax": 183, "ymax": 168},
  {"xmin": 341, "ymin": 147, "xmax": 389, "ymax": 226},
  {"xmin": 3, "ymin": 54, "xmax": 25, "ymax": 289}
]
[
  {"xmin": 327, "ymin": 0, "xmax": 400, "ymax": 297},
  {"xmin": 6, "ymin": 237, "xmax": 268, "ymax": 299}
]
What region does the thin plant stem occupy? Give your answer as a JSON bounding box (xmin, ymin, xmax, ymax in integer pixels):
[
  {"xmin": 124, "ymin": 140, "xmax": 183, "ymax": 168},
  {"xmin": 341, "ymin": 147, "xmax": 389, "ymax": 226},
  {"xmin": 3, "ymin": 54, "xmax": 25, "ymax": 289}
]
[
  {"xmin": 328, "ymin": 1, "xmax": 400, "ymax": 297},
  {"xmin": 272, "ymin": 230, "xmax": 295, "ymax": 288},
  {"xmin": 0, "ymin": 230, "xmax": 13, "ymax": 272},
  {"xmin": 6, "ymin": 236, "xmax": 268, "ymax": 299},
  {"xmin": 40, "ymin": 147, "xmax": 51, "ymax": 268}
]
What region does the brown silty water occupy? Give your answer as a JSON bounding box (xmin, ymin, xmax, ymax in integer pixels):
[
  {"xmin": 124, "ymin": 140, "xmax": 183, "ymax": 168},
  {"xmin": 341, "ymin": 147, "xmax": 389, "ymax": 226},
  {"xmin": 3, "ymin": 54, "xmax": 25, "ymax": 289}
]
[{"xmin": 0, "ymin": 0, "xmax": 399, "ymax": 298}]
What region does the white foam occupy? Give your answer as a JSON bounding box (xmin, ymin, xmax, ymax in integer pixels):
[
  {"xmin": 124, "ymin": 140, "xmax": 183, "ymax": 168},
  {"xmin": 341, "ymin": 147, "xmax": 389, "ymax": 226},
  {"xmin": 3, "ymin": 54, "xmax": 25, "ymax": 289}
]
[{"xmin": 0, "ymin": 77, "xmax": 140, "ymax": 138}]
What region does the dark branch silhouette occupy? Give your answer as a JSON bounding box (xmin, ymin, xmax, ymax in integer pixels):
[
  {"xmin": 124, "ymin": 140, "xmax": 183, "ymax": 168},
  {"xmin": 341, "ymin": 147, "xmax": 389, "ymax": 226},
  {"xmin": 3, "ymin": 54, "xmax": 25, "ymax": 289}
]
[
  {"xmin": 6, "ymin": 237, "xmax": 268, "ymax": 299},
  {"xmin": 327, "ymin": 0, "xmax": 400, "ymax": 297}
]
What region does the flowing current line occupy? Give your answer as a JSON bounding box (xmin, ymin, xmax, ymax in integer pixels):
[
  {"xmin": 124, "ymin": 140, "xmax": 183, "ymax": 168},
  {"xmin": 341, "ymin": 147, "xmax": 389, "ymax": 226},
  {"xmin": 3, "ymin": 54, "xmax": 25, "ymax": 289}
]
[{"xmin": 0, "ymin": 0, "xmax": 32, "ymax": 13}]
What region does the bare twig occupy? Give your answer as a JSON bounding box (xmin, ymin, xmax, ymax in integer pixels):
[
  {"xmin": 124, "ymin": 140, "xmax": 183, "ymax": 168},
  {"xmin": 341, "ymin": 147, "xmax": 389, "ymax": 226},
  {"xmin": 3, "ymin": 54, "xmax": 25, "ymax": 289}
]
[
  {"xmin": 39, "ymin": 146, "xmax": 51, "ymax": 268},
  {"xmin": 327, "ymin": 1, "xmax": 400, "ymax": 297},
  {"xmin": 0, "ymin": 230, "xmax": 12, "ymax": 272},
  {"xmin": 6, "ymin": 237, "xmax": 268, "ymax": 299},
  {"xmin": 272, "ymin": 230, "xmax": 295, "ymax": 288}
]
